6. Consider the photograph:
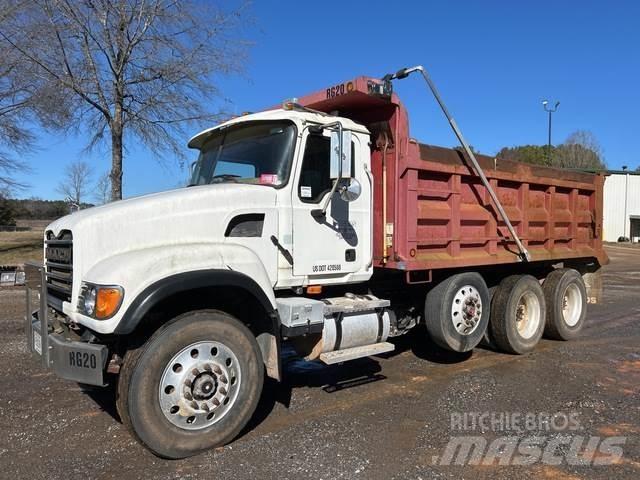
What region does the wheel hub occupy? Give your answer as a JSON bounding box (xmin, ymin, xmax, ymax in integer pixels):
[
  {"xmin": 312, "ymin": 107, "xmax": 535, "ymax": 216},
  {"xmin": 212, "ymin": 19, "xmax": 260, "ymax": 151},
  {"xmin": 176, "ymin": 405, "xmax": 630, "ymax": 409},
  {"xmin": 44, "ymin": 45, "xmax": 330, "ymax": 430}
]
[
  {"xmin": 158, "ymin": 341, "xmax": 241, "ymax": 430},
  {"xmin": 516, "ymin": 292, "xmax": 541, "ymax": 339},
  {"xmin": 191, "ymin": 372, "xmax": 218, "ymax": 400},
  {"xmin": 451, "ymin": 285, "xmax": 483, "ymax": 335},
  {"xmin": 562, "ymin": 283, "xmax": 583, "ymax": 327}
]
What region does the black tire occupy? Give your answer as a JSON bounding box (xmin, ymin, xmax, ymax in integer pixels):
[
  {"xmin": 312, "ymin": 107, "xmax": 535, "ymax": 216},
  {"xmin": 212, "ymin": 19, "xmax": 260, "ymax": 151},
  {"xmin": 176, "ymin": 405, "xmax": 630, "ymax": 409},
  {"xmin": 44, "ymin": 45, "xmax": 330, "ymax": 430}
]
[
  {"xmin": 480, "ymin": 286, "xmax": 498, "ymax": 350},
  {"xmin": 116, "ymin": 309, "xmax": 264, "ymax": 459},
  {"xmin": 425, "ymin": 272, "xmax": 490, "ymax": 352},
  {"xmin": 490, "ymin": 275, "xmax": 546, "ymax": 355},
  {"xmin": 542, "ymin": 268, "xmax": 587, "ymax": 340}
]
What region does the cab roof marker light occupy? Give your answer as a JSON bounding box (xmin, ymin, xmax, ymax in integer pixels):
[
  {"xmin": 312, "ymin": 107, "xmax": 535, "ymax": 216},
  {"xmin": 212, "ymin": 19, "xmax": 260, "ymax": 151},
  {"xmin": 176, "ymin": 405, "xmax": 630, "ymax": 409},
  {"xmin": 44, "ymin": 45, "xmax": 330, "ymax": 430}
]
[
  {"xmin": 282, "ymin": 98, "xmax": 299, "ymax": 110},
  {"xmin": 282, "ymin": 98, "xmax": 328, "ymax": 116}
]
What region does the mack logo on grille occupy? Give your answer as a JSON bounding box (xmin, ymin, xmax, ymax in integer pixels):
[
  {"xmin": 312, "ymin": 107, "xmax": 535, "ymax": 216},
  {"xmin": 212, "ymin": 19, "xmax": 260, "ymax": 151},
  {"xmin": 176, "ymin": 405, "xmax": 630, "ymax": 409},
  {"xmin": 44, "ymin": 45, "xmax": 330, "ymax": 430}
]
[{"xmin": 47, "ymin": 246, "xmax": 71, "ymax": 264}]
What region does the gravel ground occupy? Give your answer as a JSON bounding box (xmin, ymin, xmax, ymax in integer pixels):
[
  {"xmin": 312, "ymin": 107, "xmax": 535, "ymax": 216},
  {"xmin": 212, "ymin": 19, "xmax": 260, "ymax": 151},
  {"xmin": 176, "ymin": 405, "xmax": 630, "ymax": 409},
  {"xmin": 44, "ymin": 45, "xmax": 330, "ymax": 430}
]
[{"xmin": 0, "ymin": 245, "xmax": 638, "ymax": 479}]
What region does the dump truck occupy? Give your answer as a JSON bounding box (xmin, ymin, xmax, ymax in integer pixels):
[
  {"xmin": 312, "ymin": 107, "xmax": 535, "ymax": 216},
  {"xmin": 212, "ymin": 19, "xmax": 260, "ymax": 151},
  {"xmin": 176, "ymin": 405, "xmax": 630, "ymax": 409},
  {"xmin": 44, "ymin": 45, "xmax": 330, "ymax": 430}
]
[{"xmin": 24, "ymin": 65, "xmax": 607, "ymax": 458}]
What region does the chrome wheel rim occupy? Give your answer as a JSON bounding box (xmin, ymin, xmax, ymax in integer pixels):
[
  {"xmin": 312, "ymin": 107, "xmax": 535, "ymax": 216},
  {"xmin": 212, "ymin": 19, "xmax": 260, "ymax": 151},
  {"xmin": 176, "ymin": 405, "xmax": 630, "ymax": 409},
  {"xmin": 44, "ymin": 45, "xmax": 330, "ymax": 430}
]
[
  {"xmin": 451, "ymin": 285, "xmax": 483, "ymax": 335},
  {"xmin": 159, "ymin": 341, "xmax": 241, "ymax": 430},
  {"xmin": 516, "ymin": 291, "xmax": 541, "ymax": 339},
  {"xmin": 562, "ymin": 283, "xmax": 582, "ymax": 327}
]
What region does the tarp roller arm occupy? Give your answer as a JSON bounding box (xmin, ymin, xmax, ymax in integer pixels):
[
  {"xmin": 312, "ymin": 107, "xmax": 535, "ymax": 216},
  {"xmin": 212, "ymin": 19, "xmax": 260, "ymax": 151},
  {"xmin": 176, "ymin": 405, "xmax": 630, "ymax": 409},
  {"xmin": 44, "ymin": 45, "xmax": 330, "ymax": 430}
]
[{"xmin": 386, "ymin": 65, "xmax": 531, "ymax": 262}]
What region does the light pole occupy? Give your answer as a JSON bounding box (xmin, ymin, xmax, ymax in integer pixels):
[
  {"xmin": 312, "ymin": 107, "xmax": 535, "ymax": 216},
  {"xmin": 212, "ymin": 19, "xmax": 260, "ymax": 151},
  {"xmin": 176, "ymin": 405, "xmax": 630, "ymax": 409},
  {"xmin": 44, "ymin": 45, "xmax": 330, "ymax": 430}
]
[
  {"xmin": 542, "ymin": 100, "xmax": 560, "ymax": 162},
  {"xmin": 622, "ymin": 165, "xmax": 629, "ymax": 240}
]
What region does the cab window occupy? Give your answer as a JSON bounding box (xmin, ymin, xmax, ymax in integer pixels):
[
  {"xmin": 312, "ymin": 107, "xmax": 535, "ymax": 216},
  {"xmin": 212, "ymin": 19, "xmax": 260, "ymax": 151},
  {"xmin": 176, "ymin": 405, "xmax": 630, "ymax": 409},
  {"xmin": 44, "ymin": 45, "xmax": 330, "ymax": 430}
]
[
  {"xmin": 298, "ymin": 135, "xmax": 356, "ymax": 203},
  {"xmin": 299, "ymin": 135, "xmax": 331, "ymax": 203}
]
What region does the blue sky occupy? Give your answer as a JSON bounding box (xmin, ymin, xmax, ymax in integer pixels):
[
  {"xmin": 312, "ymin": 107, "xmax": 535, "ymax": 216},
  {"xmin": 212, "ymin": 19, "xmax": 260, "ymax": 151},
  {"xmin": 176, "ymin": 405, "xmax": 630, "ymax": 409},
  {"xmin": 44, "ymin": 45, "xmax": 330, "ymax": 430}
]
[{"xmin": 15, "ymin": 0, "xmax": 640, "ymax": 200}]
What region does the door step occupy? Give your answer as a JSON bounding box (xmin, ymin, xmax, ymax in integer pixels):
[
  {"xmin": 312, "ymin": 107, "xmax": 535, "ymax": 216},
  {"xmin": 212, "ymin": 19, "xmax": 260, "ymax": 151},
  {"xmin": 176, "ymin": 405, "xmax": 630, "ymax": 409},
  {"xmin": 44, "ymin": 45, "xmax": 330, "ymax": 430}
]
[{"xmin": 319, "ymin": 342, "xmax": 395, "ymax": 365}]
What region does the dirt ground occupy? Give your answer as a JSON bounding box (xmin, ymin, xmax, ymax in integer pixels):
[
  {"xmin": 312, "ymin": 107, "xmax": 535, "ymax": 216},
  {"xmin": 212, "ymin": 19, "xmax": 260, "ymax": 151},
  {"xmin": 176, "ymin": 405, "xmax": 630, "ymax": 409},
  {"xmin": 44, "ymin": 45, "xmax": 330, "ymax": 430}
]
[{"xmin": 0, "ymin": 245, "xmax": 638, "ymax": 479}]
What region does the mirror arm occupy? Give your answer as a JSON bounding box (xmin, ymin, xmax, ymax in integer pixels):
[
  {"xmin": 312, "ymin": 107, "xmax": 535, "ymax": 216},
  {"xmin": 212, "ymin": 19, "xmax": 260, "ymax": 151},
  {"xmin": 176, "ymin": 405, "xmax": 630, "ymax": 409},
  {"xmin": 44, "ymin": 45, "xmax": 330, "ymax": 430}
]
[{"xmin": 311, "ymin": 121, "xmax": 343, "ymax": 219}]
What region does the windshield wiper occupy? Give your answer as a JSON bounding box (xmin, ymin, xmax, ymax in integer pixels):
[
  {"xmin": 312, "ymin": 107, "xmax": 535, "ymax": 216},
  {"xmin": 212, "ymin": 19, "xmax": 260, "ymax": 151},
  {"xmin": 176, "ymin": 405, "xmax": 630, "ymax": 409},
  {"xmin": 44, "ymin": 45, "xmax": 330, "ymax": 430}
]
[{"xmin": 210, "ymin": 174, "xmax": 240, "ymax": 184}]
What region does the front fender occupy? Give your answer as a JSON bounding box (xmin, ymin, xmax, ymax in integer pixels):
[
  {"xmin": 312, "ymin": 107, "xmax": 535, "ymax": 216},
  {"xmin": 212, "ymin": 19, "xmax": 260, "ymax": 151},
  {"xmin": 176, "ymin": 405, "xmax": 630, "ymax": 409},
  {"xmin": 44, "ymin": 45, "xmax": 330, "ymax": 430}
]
[{"xmin": 66, "ymin": 243, "xmax": 276, "ymax": 335}]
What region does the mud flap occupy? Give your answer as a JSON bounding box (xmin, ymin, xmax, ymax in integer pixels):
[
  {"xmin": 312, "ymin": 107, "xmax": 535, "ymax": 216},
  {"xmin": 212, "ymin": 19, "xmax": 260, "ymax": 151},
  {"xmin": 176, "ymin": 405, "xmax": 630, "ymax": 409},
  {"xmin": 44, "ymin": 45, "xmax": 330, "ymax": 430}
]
[{"xmin": 583, "ymin": 269, "xmax": 603, "ymax": 304}]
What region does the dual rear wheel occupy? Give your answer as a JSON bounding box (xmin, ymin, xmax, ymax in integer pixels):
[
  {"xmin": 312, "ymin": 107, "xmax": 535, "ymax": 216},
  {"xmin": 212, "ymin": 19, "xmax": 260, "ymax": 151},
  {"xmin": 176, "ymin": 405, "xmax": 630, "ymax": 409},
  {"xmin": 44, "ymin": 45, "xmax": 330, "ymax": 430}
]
[
  {"xmin": 542, "ymin": 268, "xmax": 587, "ymax": 340},
  {"xmin": 489, "ymin": 275, "xmax": 546, "ymax": 354},
  {"xmin": 424, "ymin": 268, "xmax": 587, "ymax": 355},
  {"xmin": 425, "ymin": 272, "xmax": 490, "ymax": 353}
]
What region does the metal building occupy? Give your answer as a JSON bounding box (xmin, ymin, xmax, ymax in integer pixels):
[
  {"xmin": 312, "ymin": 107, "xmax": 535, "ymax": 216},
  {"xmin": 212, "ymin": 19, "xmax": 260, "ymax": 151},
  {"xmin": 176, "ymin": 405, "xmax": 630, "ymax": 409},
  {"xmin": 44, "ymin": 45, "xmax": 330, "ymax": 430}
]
[{"xmin": 603, "ymin": 170, "xmax": 640, "ymax": 242}]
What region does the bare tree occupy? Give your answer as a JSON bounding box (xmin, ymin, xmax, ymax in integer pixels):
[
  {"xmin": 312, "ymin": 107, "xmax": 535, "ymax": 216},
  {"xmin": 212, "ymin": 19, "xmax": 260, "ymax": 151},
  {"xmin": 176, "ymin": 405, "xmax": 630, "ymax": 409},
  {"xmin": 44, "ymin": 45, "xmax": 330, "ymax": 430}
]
[
  {"xmin": 0, "ymin": 58, "xmax": 31, "ymax": 194},
  {"xmin": 94, "ymin": 171, "xmax": 112, "ymax": 205},
  {"xmin": 555, "ymin": 130, "xmax": 606, "ymax": 170},
  {"xmin": 57, "ymin": 161, "xmax": 93, "ymax": 206},
  {"xmin": 0, "ymin": 2, "xmax": 33, "ymax": 194},
  {"xmin": 0, "ymin": 0, "xmax": 249, "ymax": 200},
  {"xmin": 0, "ymin": 1, "xmax": 71, "ymax": 194}
]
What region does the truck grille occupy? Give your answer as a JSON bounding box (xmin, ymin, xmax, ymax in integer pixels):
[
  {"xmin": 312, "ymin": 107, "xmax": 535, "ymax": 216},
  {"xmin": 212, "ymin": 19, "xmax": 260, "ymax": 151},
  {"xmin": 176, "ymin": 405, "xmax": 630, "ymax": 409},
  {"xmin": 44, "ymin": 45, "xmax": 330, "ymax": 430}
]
[{"xmin": 45, "ymin": 230, "xmax": 73, "ymax": 307}]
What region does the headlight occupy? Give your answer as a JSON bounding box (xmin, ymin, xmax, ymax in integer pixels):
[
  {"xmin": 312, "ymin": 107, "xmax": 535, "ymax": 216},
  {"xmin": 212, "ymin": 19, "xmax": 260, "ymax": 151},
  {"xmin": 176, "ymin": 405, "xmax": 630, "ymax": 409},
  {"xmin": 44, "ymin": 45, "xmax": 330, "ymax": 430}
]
[
  {"xmin": 83, "ymin": 286, "xmax": 97, "ymax": 316},
  {"xmin": 80, "ymin": 283, "xmax": 124, "ymax": 320}
]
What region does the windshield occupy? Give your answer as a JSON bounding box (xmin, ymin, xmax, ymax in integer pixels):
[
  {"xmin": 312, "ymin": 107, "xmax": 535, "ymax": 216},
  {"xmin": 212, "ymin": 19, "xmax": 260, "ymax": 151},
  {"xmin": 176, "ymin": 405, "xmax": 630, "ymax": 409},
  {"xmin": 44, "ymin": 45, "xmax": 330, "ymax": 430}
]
[{"xmin": 190, "ymin": 120, "xmax": 297, "ymax": 188}]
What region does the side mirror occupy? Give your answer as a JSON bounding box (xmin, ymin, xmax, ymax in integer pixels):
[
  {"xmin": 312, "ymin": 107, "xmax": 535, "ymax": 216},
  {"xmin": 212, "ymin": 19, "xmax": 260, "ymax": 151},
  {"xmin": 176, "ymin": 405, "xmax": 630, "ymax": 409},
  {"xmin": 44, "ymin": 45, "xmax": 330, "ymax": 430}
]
[
  {"xmin": 339, "ymin": 178, "xmax": 361, "ymax": 202},
  {"xmin": 311, "ymin": 122, "xmax": 352, "ymax": 219},
  {"xmin": 330, "ymin": 130, "xmax": 352, "ymax": 179}
]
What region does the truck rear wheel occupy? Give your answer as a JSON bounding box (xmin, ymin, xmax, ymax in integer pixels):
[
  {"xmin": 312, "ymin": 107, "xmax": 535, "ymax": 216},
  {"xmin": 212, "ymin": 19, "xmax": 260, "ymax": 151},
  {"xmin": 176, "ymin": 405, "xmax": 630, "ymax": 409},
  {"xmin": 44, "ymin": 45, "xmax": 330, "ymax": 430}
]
[
  {"xmin": 542, "ymin": 268, "xmax": 587, "ymax": 340},
  {"xmin": 116, "ymin": 310, "xmax": 263, "ymax": 459},
  {"xmin": 425, "ymin": 272, "xmax": 490, "ymax": 352},
  {"xmin": 490, "ymin": 275, "xmax": 546, "ymax": 354}
]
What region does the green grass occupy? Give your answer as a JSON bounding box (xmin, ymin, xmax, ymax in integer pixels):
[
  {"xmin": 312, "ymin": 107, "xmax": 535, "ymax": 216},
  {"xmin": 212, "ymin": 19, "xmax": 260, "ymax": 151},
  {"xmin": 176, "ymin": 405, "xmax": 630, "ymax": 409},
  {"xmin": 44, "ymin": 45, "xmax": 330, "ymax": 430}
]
[{"xmin": 0, "ymin": 230, "xmax": 44, "ymax": 266}]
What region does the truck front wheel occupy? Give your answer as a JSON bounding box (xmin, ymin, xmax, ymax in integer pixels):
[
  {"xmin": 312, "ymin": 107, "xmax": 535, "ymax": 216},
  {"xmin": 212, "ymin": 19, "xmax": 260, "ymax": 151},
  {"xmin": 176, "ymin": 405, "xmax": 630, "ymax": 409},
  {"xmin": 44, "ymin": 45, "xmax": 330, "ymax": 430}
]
[{"xmin": 116, "ymin": 310, "xmax": 264, "ymax": 459}]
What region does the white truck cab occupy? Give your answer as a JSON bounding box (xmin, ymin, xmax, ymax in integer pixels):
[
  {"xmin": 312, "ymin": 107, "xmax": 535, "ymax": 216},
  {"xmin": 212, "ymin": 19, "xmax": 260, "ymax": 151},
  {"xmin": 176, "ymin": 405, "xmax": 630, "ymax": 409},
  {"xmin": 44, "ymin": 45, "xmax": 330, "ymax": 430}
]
[{"xmin": 188, "ymin": 108, "xmax": 374, "ymax": 288}]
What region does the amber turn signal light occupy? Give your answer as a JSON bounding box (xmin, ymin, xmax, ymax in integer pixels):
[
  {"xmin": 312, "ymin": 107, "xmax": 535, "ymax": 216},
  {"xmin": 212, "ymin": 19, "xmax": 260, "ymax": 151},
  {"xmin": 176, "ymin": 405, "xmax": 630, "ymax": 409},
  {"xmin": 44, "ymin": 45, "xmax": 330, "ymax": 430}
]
[{"xmin": 95, "ymin": 287, "xmax": 124, "ymax": 319}]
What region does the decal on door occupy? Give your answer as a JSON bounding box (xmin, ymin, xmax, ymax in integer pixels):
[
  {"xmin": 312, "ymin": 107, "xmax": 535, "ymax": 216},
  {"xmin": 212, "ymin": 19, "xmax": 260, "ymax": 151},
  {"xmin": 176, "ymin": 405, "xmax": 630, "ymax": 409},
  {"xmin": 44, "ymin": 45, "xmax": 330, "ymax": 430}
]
[
  {"xmin": 300, "ymin": 186, "xmax": 312, "ymax": 198},
  {"xmin": 311, "ymin": 262, "xmax": 343, "ymax": 274}
]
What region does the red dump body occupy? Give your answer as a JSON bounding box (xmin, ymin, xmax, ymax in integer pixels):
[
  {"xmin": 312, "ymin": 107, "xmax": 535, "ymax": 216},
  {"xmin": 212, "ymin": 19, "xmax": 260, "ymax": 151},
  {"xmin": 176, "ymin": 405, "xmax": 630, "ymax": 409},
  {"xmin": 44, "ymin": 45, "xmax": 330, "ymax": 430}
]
[{"xmin": 297, "ymin": 76, "xmax": 607, "ymax": 273}]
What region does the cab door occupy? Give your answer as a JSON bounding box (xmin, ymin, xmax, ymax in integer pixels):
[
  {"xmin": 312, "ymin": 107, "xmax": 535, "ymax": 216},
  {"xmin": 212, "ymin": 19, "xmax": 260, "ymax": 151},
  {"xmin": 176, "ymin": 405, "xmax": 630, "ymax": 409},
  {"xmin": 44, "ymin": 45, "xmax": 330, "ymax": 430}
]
[{"xmin": 290, "ymin": 129, "xmax": 371, "ymax": 280}]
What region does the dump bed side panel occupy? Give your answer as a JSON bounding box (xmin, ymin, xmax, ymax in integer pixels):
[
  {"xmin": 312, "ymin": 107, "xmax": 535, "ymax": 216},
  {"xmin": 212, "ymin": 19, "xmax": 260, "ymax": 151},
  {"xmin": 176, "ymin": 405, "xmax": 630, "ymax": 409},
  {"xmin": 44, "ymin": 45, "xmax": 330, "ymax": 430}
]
[{"xmin": 387, "ymin": 143, "xmax": 607, "ymax": 271}]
